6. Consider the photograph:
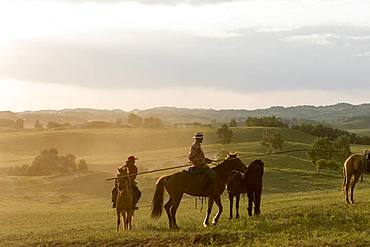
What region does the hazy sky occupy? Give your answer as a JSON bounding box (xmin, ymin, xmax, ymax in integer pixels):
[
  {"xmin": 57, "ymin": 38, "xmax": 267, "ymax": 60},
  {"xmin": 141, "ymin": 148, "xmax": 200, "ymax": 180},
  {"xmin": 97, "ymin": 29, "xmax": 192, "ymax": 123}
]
[{"xmin": 0, "ymin": 0, "xmax": 369, "ymax": 111}]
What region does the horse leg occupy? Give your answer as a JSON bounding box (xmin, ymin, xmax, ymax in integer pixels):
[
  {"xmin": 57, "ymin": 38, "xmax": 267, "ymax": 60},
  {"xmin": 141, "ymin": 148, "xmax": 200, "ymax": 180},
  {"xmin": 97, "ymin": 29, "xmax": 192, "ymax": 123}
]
[
  {"xmin": 116, "ymin": 210, "xmax": 121, "ymax": 232},
  {"xmin": 170, "ymin": 193, "xmax": 183, "ymax": 230},
  {"xmin": 203, "ymin": 197, "xmax": 214, "ymax": 227},
  {"xmin": 350, "ymin": 172, "xmax": 361, "ymax": 204},
  {"xmin": 235, "ymin": 194, "xmax": 240, "ymax": 219},
  {"xmin": 212, "ymin": 196, "xmax": 223, "ymax": 225},
  {"xmin": 254, "ymin": 190, "xmax": 262, "ymax": 215},
  {"xmin": 342, "ymin": 167, "xmax": 346, "ymax": 191},
  {"xmin": 123, "ymin": 211, "xmax": 128, "ymax": 230},
  {"xmin": 247, "ymin": 191, "xmax": 253, "ymax": 217},
  {"xmin": 345, "ymin": 174, "xmax": 352, "ymax": 204},
  {"xmin": 127, "ymin": 210, "xmax": 133, "ymax": 230},
  {"xmin": 164, "ymin": 197, "xmax": 173, "ymax": 229},
  {"xmin": 228, "ymin": 193, "xmax": 233, "ymax": 219}
]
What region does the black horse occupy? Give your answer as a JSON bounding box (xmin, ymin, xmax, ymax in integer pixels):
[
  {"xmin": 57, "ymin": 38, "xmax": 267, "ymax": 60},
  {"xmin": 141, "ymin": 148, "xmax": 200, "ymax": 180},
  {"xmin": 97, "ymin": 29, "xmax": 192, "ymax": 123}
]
[{"xmin": 227, "ymin": 159, "xmax": 264, "ymax": 218}]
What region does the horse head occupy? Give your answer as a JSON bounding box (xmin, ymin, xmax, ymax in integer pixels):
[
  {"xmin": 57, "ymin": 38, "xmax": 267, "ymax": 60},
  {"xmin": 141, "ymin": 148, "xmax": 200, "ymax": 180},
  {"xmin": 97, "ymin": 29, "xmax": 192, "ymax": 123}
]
[
  {"xmin": 215, "ymin": 153, "xmax": 247, "ymax": 178},
  {"xmin": 246, "ymin": 159, "xmax": 264, "ymax": 182}
]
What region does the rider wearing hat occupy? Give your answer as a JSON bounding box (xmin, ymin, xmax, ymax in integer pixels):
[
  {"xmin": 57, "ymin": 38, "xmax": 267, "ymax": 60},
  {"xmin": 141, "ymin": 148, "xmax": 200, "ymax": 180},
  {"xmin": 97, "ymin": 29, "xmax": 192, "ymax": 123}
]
[
  {"xmin": 189, "ymin": 132, "xmax": 214, "ymax": 168},
  {"xmin": 188, "ymin": 132, "xmax": 217, "ymax": 191},
  {"xmin": 111, "ymin": 155, "xmax": 142, "ymax": 209}
]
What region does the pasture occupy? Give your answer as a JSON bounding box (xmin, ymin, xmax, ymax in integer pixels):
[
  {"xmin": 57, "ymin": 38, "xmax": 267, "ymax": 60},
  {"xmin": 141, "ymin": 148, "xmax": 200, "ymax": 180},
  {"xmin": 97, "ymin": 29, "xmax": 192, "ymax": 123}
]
[{"xmin": 1, "ymin": 127, "xmax": 370, "ymax": 246}]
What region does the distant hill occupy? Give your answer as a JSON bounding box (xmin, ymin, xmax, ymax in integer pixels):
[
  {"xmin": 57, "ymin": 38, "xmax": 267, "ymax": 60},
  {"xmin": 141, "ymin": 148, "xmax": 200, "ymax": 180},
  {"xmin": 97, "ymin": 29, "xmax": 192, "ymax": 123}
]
[
  {"xmin": 136, "ymin": 103, "xmax": 370, "ymax": 124},
  {"xmin": 1, "ymin": 103, "xmax": 370, "ymax": 128},
  {"xmin": 334, "ymin": 116, "xmax": 370, "ymax": 130},
  {"xmin": 0, "ymin": 108, "xmax": 129, "ymax": 128}
]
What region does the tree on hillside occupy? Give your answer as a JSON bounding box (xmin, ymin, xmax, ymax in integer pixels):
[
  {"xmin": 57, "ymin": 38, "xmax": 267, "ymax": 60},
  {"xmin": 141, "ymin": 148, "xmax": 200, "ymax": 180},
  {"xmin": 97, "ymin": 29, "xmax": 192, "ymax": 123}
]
[
  {"xmin": 116, "ymin": 118, "xmax": 123, "ymax": 126},
  {"xmin": 34, "ymin": 120, "xmax": 43, "ymax": 130},
  {"xmin": 143, "ymin": 117, "xmax": 164, "ymax": 128},
  {"xmin": 9, "ymin": 148, "xmax": 88, "ymax": 176},
  {"xmin": 308, "ymin": 137, "xmax": 334, "ymax": 166},
  {"xmin": 246, "ymin": 116, "xmax": 287, "ymax": 127},
  {"xmin": 229, "ymin": 119, "xmax": 238, "ymax": 127},
  {"xmin": 333, "ymin": 135, "xmax": 352, "ymax": 165},
  {"xmin": 127, "ymin": 113, "xmax": 143, "ymax": 127},
  {"xmin": 29, "ymin": 148, "xmax": 59, "ymax": 175},
  {"xmin": 47, "ymin": 121, "xmax": 62, "ymax": 129},
  {"xmin": 308, "ymin": 136, "xmax": 351, "ymax": 173},
  {"xmin": 77, "ymin": 159, "xmax": 88, "ymax": 171},
  {"xmin": 217, "ymin": 124, "xmax": 233, "ymax": 144},
  {"xmin": 261, "ymin": 128, "xmax": 284, "ymax": 154},
  {"xmin": 15, "ymin": 119, "xmax": 24, "ymax": 129}
]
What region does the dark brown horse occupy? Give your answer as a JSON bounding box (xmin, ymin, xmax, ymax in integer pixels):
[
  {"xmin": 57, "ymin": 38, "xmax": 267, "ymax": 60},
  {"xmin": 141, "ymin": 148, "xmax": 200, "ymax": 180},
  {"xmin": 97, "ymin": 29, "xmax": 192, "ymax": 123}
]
[
  {"xmin": 151, "ymin": 157, "xmax": 246, "ymax": 229},
  {"xmin": 116, "ymin": 169, "xmax": 134, "ymax": 231},
  {"xmin": 227, "ymin": 159, "xmax": 264, "ymax": 218},
  {"xmin": 343, "ymin": 152, "xmax": 370, "ymax": 204}
]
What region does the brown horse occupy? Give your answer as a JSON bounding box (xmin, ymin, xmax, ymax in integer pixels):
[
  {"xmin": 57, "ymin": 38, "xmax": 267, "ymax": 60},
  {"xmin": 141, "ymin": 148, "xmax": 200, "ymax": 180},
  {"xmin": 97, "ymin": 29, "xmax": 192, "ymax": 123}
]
[
  {"xmin": 343, "ymin": 153, "xmax": 370, "ymax": 204},
  {"xmin": 116, "ymin": 168, "xmax": 134, "ymax": 231},
  {"xmin": 151, "ymin": 156, "xmax": 246, "ymax": 229},
  {"xmin": 227, "ymin": 159, "xmax": 264, "ymax": 218}
]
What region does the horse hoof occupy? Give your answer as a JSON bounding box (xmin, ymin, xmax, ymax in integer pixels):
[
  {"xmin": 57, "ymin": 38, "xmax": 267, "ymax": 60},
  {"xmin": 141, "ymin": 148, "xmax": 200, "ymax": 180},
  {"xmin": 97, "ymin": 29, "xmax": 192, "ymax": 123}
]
[
  {"xmin": 236, "ymin": 215, "xmax": 240, "ymax": 219},
  {"xmin": 203, "ymin": 223, "xmax": 209, "ymax": 227}
]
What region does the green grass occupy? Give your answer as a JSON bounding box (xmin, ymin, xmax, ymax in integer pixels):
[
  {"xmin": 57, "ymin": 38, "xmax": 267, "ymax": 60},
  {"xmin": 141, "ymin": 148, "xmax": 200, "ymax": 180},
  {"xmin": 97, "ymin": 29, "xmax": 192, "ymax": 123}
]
[
  {"xmin": 348, "ymin": 129, "xmax": 370, "ymax": 137},
  {"xmin": 1, "ymin": 127, "xmax": 370, "ymax": 246}
]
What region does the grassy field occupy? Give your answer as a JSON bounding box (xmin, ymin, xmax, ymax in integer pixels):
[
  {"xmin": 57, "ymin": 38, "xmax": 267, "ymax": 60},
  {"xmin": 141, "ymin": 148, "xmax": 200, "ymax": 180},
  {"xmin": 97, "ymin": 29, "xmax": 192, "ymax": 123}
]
[
  {"xmin": 348, "ymin": 129, "xmax": 370, "ymax": 137},
  {"xmin": 1, "ymin": 127, "xmax": 370, "ymax": 246}
]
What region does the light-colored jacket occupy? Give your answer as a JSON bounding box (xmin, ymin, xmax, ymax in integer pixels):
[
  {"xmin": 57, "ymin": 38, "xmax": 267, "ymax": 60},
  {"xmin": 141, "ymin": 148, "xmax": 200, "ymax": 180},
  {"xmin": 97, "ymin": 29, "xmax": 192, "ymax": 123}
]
[{"xmin": 189, "ymin": 142, "xmax": 210, "ymax": 166}]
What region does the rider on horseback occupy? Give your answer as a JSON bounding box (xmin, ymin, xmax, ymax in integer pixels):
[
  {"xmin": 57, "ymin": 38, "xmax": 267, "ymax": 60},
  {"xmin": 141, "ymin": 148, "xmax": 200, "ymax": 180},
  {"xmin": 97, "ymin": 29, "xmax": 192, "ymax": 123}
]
[
  {"xmin": 112, "ymin": 156, "xmax": 142, "ymax": 209},
  {"xmin": 188, "ymin": 132, "xmax": 217, "ymax": 193}
]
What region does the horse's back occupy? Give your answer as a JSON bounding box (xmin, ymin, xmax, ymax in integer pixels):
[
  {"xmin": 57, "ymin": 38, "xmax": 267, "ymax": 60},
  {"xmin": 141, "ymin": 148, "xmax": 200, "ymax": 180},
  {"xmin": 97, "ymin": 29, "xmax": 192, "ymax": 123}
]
[{"xmin": 344, "ymin": 154, "xmax": 362, "ymax": 173}]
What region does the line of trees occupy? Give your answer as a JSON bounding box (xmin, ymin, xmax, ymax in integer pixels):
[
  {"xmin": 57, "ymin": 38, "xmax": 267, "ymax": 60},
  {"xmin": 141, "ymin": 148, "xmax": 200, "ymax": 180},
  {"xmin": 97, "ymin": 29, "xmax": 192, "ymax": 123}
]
[
  {"xmin": 246, "ymin": 116, "xmax": 288, "ymax": 127},
  {"xmin": 292, "ymin": 123, "xmax": 370, "ymax": 145},
  {"xmin": 0, "ymin": 118, "xmax": 24, "ymax": 129},
  {"xmin": 8, "ymin": 148, "xmax": 88, "ymax": 176},
  {"xmin": 127, "ymin": 113, "xmax": 164, "ymax": 128},
  {"xmin": 31, "ymin": 114, "xmax": 165, "ymax": 130},
  {"xmin": 217, "ymin": 124, "xmax": 233, "ymax": 144},
  {"xmin": 261, "ymin": 128, "xmax": 284, "ymax": 154}
]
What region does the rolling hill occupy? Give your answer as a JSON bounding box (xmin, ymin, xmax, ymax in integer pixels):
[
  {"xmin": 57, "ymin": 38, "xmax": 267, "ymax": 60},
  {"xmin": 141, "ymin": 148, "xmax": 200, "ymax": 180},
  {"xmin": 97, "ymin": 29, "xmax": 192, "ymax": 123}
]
[
  {"xmin": 1, "ymin": 103, "xmax": 370, "ymax": 128},
  {"xmin": 1, "ymin": 126, "xmax": 370, "ymax": 246}
]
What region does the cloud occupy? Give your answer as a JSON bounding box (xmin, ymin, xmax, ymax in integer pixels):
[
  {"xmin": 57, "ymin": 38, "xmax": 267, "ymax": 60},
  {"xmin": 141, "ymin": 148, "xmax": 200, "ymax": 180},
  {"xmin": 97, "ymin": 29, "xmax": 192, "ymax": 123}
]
[
  {"xmin": 357, "ymin": 51, "xmax": 370, "ymax": 57},
  {"xmin": 59, "ymin": 0, "xmax": 240, "ymax": 5},
  {"xmin": 283, "ymin": 34, "xmax": 336, "ymax": 45},
  {"xmin": 1, "ymin": 25, "xmax": 370, "ymax": 92}
]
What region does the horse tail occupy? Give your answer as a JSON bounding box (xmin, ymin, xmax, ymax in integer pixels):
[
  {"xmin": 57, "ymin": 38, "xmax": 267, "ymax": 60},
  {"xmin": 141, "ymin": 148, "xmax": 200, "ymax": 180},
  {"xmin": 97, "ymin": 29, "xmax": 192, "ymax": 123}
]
[{"xmin": 151, "ymin": 176, "xmax": 168, "ymax": 219}]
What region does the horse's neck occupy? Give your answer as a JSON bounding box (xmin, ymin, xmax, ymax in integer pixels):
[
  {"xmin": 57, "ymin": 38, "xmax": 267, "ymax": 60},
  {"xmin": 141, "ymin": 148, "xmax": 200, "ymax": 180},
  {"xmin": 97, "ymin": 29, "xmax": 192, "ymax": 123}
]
[
  {"xmin": 212, "ymin": 165, "xmax": 232, "ymax": 184},
  {"xmin": 118, "ymin": 184, "xmax": 131, "ymax": 194}
]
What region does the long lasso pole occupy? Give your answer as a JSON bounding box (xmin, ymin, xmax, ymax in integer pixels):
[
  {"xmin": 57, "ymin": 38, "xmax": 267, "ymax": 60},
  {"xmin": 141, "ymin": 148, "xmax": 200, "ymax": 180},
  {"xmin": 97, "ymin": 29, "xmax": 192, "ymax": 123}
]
[{"xmin": 105, "ymin": 148, "xmax": 349, "ymax": 181}]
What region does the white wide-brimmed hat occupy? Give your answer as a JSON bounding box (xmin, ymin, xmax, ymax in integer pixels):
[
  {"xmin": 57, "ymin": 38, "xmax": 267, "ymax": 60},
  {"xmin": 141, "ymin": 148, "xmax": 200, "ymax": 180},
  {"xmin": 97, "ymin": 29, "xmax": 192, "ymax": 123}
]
[{"xmin": 193, "ymin": 132, "xmax": 204, "ymax": 139}]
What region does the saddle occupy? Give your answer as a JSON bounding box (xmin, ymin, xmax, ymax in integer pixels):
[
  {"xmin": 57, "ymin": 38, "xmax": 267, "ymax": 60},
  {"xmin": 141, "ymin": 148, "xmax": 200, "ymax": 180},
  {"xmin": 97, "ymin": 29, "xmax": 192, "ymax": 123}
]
[{"xmin": 183, "ymin": 170, "xmax": 212, "ymax": 196}]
